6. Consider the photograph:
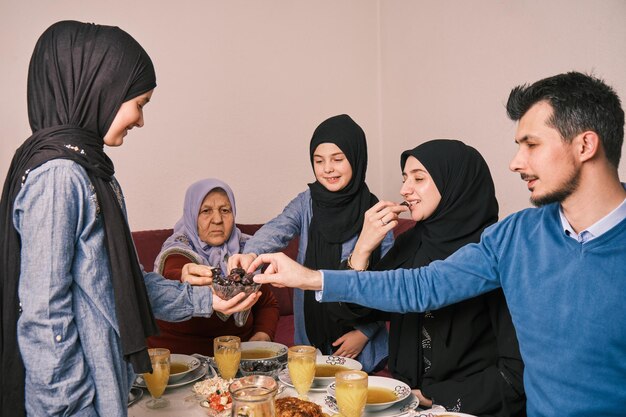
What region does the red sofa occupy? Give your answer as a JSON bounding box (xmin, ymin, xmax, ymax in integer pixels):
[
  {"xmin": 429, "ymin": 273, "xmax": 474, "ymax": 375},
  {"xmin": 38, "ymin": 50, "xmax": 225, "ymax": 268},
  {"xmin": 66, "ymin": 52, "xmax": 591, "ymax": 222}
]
[{"xmin": 131, "ymin": 219, "xmax": 414, "ymax": 348}]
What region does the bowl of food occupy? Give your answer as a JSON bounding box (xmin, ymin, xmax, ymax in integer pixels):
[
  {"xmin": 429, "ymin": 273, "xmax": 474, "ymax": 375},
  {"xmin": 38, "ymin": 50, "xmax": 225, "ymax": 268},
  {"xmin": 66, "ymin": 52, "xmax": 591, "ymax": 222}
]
[
  {"xmin": 240, "ymin": 341, "xmax": 288, "ymax": 362},
  {"xmin": 239, "ymin": 341, "xmax": 288, "ymax": 377},
  {"xmin": 313, "ymin": 355, "xmax": 362, "ymax": 388},
  {"xmin": 168, "ymin": 353, "xmax": 201, "ymax": 383},
  {"xmin": 194, "ymin": 374, "xmax": 233, "ymax": 416},
  {"xmin": 211, "ymin": 268, "xmax": 262, "ymax": 326},
  {"xmin": 327, "ymin": 375, "xmax": 411, "ymax": 412}
]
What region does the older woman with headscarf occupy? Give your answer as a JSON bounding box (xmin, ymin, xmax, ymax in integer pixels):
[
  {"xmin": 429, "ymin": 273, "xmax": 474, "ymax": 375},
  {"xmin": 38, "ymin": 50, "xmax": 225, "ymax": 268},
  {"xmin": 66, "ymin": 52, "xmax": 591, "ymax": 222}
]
[
  {"xmin": 347, "ymin": 140, "xmax": 526, "ymax": 416},
  {"xmin": 148, "ymin": 178, "xmax": 279, "ymax": 355},
  {"xmin": 229, "ymin": 114, "xmax": 394, "ymax": 372},
  {"xmin": 0, "ymin": 21, "xmax": 257, "ymax": 417}
]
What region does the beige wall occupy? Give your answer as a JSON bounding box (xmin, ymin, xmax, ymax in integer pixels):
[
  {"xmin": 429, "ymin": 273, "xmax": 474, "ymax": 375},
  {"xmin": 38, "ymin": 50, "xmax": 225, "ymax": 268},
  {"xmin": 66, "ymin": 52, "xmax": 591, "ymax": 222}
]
[
  {"xmin": 378, "ymin": 0, "xmax": 626, "ymax": 216},
  {"xmin": 1, "ymin": 0, "xmax": 625, "ymax": 230}
]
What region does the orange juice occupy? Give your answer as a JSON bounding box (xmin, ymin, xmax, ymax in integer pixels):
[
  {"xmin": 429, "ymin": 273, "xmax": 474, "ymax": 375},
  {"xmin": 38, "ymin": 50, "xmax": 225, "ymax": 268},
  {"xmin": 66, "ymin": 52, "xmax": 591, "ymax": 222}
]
[
  {"xmin": 288, "ymin": 356, "xmax": 316, "ymax": 395},
  {"xmin": 336, "ymin": 382, "xmax": 368, "ymax": 417},
  {"xmin": 143, "ymin": 363, "xmax": 169, "ymax": 398},
  {"xmin": 335, "ymin": 370, "xmax": 368, "ymax": 417},
  {"xmin": 215, "ymin": 347, "xmax": 241, "ymax": 379}
]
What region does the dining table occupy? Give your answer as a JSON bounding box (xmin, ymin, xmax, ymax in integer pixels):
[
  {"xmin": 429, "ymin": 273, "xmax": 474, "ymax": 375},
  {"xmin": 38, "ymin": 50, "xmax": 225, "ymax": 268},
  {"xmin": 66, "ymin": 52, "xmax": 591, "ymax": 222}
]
[{"xmin": 127, "ymin": 361, "xmax": 449, "ymax": 417}]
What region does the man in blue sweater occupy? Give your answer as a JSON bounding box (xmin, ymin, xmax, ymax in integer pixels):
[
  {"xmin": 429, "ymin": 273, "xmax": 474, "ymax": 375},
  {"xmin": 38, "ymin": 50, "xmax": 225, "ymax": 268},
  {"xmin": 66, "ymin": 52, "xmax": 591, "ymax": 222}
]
[{"xmin": 245, "ymin": 72, "xmax": 626, "ymax": 416}]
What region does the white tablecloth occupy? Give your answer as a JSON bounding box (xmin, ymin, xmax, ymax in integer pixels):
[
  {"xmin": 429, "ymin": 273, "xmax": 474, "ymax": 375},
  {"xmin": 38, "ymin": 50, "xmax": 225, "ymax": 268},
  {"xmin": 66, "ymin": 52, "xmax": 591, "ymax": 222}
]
[
  {"xmin": 128, "ymin": 382, "xmax": 323, "ymax": 417},
  {"xmin": 127, "ymin": 364, "xmax": 439, "ymax": 417}
]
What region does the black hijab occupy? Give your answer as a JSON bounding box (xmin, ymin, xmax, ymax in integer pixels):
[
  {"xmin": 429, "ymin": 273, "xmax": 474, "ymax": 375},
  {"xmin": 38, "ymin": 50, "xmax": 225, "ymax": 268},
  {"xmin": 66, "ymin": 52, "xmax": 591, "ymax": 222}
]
[
  {"xmin": 374, "ymin": 139, "xmax": 498, "ymax": 387},
  {"xmin": 303, "ymin": 114, "xmax": 382, "ymax": 352},
  {"xmin": 0, "ymin": 21, "xmax": 158, "ymax": 416}
]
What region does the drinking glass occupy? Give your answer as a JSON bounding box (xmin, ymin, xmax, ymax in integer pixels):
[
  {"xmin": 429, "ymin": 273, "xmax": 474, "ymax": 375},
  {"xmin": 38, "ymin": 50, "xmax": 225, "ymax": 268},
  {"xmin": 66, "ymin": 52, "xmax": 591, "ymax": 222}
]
[
  {"xmin": 287, "ymin": 345, "xmax": 317, "ymax": 400},
  {"xmin": 335, "ymin": 370, "xmax": 368, "ymax": 417},
  {"xmin": 142, "ymin": 348, "xmax": 170, "ymax": 409},
  {"xmin": 214, "ymin": 335, "xmax": 241, "ymax": 380}
]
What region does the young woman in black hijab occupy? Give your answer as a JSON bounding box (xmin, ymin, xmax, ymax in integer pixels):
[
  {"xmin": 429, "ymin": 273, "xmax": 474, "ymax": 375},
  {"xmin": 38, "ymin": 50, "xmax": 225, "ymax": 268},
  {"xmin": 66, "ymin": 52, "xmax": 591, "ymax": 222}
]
[
  {"xmin": 229, "ymin": 114, "xmax": 394, "ymax": 372},
  {"xmin": 348, "ymin": 140, "xmax": 526, "ymax": 416},
  {"xmin": 0, "ymin": 21, "xmax": 257, "ymax": 416}
]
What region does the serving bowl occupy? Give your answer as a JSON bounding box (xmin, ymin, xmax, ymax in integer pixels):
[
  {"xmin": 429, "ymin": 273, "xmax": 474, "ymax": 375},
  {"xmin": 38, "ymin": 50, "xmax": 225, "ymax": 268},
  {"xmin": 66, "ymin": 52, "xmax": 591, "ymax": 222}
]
[
  {"xmin": 328, "ymin": 375, "xmax": 411, "ymax": 412},
  {"xmin": 240, "ymin": 341, "xmax": 288, "ymax": 362},
  {"xmin": 313, "ymin": 355, "xmax": 362, "ymax": 388},
  {"xmin": 168, "ymin": 353, "xmax": 201, "ymax": 383},
  {"xmin": 239, "ymin": 358, "xmax": 284, "ymax": 378},
  {"xmin": 237, "ymin": 341, "xmax": 288, "ymax": 378}
]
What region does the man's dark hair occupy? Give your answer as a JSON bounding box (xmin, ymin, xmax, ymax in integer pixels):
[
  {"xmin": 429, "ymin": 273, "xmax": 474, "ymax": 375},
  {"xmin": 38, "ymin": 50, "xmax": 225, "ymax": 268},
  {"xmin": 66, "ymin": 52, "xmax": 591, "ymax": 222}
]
[{"xmin": 506, "ymin": 71, "xmax": 624, "ymax": 168}]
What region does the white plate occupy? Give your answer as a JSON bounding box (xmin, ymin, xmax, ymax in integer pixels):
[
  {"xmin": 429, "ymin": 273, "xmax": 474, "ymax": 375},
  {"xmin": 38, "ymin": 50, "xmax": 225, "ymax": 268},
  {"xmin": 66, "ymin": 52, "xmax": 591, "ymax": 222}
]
[
  {"xmin": 415, "ymin": 412, "xmax": 477, "ymax": 417},
  {"xmin": 277, "ymin": 368, "xmax": 328, "ymax": 392},
  {"xmin": 240, "ymin": 341, "xmax": 288, "ymax": 361},
  {"xmin": 314, "ymin": 355, "xmax": 362, "ymax": 387},
  {"xmin": 324, "ymin": 393, "xmax": 420, "ymax": 417},
  {"xmin": 134, "ymin": 362, "xmax": 213, "ymax": 389},
  {"xmin": 169, "ymin": 353, "xmax": 201, "ymax": 383},
  {"xmin": 328, "ymin": 376, "xmax": 411, "ymax": 412}
]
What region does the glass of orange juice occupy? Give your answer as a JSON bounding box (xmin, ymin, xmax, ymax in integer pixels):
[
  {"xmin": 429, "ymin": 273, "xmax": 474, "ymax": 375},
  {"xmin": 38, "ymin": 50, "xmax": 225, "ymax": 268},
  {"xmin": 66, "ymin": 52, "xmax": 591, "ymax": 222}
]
[
  {"xmin": 287, "ymin": 345, "xmax": 317, "ymax": 400},
  {"xmin": 214, "ymin": 335, "xmax": 241, "ymax": 380},
  {"xmin": 335, "ymin": 370, "xmax": 368, "ymax": 417},
  {"xmin": 142, "ymin": 348, "xmax": 170, "ymax": 409}
]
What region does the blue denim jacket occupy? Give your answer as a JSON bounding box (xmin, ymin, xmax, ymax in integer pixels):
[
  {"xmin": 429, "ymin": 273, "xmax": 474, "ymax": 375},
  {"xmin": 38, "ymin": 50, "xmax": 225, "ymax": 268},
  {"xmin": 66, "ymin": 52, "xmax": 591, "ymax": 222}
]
[
  {"xmin": 13, "ymin": 160, "xmax": 213, "ymax": 417},
  {"xmin": 243, "ymin": 189, "xmax": 393, "ymax": 372}
]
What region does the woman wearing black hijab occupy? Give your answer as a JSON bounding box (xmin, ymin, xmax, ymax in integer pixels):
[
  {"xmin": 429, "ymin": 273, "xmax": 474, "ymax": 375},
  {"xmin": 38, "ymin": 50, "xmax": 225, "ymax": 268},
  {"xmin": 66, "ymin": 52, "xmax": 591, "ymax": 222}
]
[
  {"xmin": 348, "ymin": 140, "xmax": 526, "ymax": 416},
  {"xmin": 0, "ymin": 21, "xmax": 257, "ymax": 416},
  {"xmin": 229, "ymin": 114, "xmax": 394, "ymax": 372}
]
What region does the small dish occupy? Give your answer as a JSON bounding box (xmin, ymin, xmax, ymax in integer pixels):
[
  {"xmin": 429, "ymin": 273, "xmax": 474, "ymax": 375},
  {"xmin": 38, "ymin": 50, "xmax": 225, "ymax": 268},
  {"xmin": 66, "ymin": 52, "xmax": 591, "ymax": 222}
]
[
  {"xmin": 169, "ymin": 353, "xmax": 201, "ymax": 383},
  {"xmin": 199, "ymin": 401, "xmax": 231, "ymax": 416},
  {"xmin": 328, "ymin": 375, "xmax": 411, "ymax": 412}
]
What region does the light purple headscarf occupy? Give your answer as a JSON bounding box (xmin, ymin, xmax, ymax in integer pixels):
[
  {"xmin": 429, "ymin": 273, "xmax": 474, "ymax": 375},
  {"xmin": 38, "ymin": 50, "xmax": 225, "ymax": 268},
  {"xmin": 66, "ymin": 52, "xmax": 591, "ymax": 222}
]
[{"xmin": 154, "ymin": 178, "xmax": 247, "ymax": 275}]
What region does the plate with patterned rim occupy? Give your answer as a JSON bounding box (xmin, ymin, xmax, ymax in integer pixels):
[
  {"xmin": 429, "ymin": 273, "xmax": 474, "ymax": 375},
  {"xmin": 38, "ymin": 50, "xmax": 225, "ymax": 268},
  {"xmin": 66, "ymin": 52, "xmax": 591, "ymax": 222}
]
[
  {"xmin": 415, "ymin": 412, "xmax": 477, "ymax": 417},
  {"xmin": 327, "ymin": 375, "xmax": 411, "ymax": 412},
  {"xmin": 133, "ymin": 362, "xmax": 213, "ymax": 389},
  {"xmin": 278, "ymin": 368, "xmax": 328, "ymax": 392},
  {"xmin": 313, "ymin": 355, "xmax": 362, "ymax": 387},
  {"xmin": 324, "ymin": 392, "xmax": 420, "ymax": 417}
]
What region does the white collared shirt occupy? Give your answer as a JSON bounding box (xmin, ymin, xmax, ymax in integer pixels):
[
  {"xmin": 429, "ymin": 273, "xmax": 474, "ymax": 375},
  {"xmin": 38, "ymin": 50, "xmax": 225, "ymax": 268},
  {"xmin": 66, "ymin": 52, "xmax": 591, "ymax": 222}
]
[{"xmin": 559, "ymin": 183, "xmax": 626, "ymax": 243}]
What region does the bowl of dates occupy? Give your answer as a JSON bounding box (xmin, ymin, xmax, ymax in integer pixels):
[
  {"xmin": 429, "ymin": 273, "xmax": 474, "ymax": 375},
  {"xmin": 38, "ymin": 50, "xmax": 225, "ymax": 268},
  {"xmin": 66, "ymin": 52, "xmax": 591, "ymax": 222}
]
[{"xmin": 211, "ymin": 267, "xmax": 261, "ymax": 301}]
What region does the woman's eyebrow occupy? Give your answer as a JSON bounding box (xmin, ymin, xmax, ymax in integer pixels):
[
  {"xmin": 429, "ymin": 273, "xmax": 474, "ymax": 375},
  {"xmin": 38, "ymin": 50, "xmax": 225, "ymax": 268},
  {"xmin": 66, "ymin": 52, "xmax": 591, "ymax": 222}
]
[
  {"xmin": 313, "ymin": 152, "xmax": 345, "ymax": 158},
  {"xmin": 402, "ymin": 168, "xmax": 426, "ymax": 176}
]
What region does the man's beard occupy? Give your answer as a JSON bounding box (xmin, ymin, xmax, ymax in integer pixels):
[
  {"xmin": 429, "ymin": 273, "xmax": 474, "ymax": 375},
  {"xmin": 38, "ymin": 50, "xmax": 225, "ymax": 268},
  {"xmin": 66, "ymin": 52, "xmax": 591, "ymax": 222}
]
[{"xmin": 529, "ymin": 168, "xmax": 581, "ymax": 207}]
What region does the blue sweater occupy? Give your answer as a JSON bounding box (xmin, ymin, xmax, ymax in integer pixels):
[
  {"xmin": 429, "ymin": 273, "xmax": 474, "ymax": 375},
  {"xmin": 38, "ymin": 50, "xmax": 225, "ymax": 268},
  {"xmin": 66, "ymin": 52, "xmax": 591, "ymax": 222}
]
[{"xmin": 322, "ymin": 202, "xmax": 626, "ymax": 417}]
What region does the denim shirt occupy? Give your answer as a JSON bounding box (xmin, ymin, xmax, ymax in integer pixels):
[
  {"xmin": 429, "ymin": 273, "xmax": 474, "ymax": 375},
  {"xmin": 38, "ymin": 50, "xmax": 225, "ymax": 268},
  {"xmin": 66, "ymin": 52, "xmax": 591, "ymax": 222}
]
[
  {"xmin": 243, "ymin": 189, "xmax": 393, "ymax": 372},
  {"xmin": 13, "ymin": 160, "xmax": 213, "ymax": 417}
]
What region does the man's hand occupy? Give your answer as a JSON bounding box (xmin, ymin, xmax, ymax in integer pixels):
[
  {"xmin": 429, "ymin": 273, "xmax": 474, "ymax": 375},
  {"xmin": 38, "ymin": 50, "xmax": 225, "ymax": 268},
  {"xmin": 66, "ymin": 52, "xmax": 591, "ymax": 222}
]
[
  {"xmin": 212, "ymin": 291, "xmax": 260, "ymax": 315},
  {"xmin": 248, "ymin": 331, "xmax": 271, "ymax": 342},
  {"xmin": 248, "ymin": 253, "xmax": 323, "ymax": 290},
  {"xmin": 332, "ymin": 330, "xmax": 368, "ymax": 359},
  {"xmin": 227, "ymin": 253, "xmax": 257, "ymax": 272},
  {"xmin": 181, "ymin": 263, "xmax": 215, "ymax": 285}
]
